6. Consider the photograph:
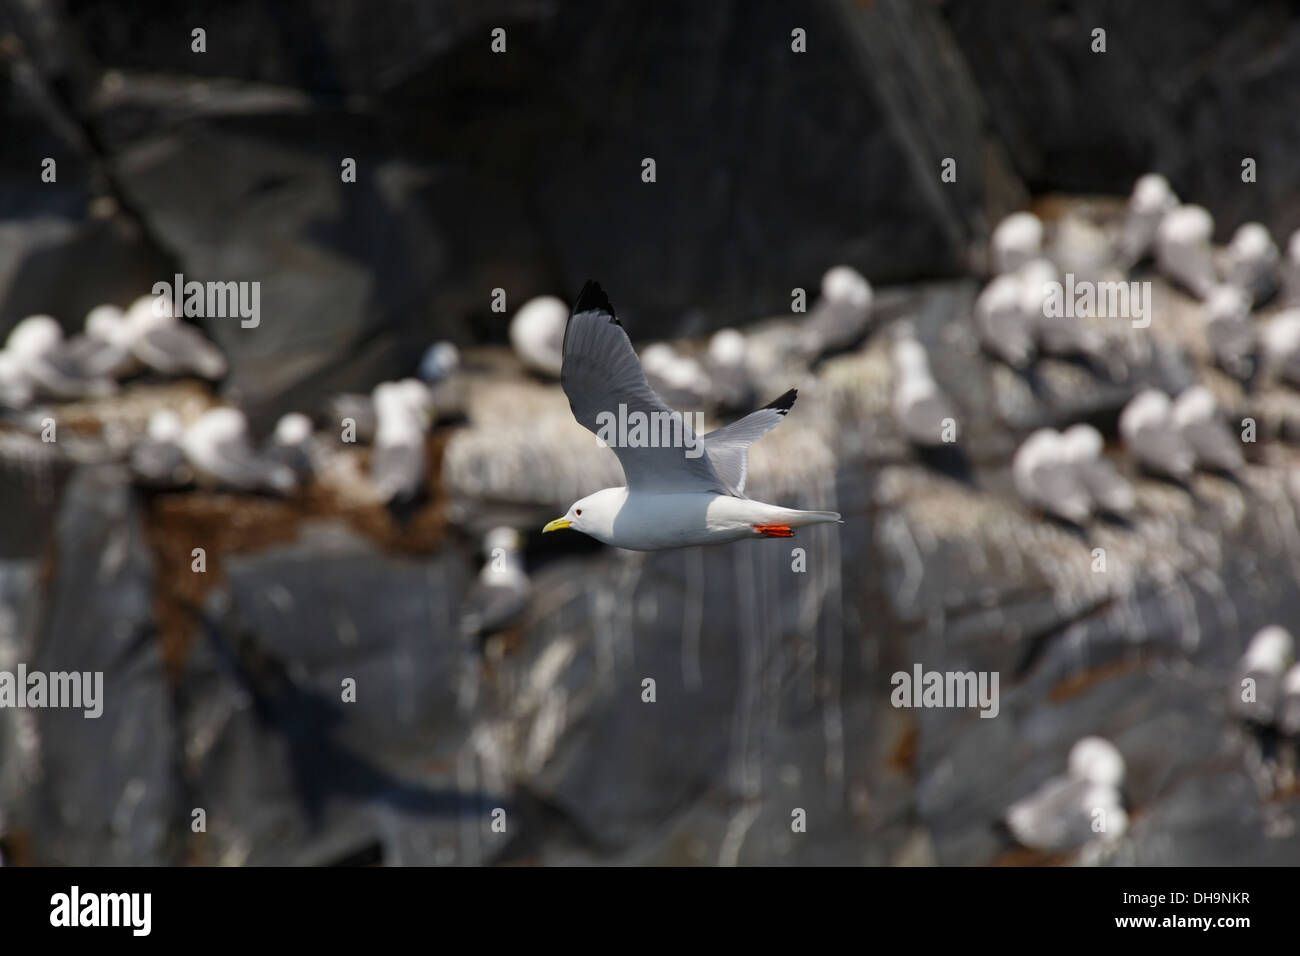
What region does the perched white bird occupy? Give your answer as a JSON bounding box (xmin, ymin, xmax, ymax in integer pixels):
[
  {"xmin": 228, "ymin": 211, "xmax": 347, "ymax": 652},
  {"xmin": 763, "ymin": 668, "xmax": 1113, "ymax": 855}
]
[
  {"xmin": 418, "ymin": 341, "xmax": 460, "ymax": 384},
  {"xmin": 1201, "ymin": 284, "xmax": 1255, "ymax": 378},
  {"xmin": 1060, "ymin": 423, "xmax": 1135, "ymax": 515},
  {"xmin": 974, "ymin": 273, "xmax": 1035, "ymax": 368},
  {"xmin": 800, "ymin": 265, "xmax": 873, "ymax": 357},
  {"xmin": 1013, "ymin": 429, "xmax": 1092, "ymax": 524},
  {"xmin": 1119, "ymin": 389, "xmax": 1194, "ymax": 480},
  {"xmin": 891, "ymin": 326, "xmax": 955, "ymax": 446},
  {"xmin": 1117, "ymin": 173, "xmax": 1178, "ymax": 267},
  {"xmin": 1230, "ymin": 626, "xmax": 1294, "ymax": 724},
  {"xmin": 460, "ymin": 526, "xmax": 531, "ymax": 639},
  {"xmin": 370, "ymin": 378, "xmax": 432, "ymax": 503},
  {"xmin": 641, "ymin": 342, "xmax": 714, "ymax": 412},
  {"xmin": 1021, "ymin": 257, "xmax": 1105, "ymax": 359},
  {"xmin": 1156, "ymin": 205, "xmax": 1217, "ymax": 300},
  {"xmin": 130, "ymin": 408, "xmax": 192, "ymax": 486},
  {"xmin": 508, "ymin": 295, "xmax": 568, "ymax": 378},
  {"xmin": 180, "ymin": 406, "xmax": 296, "ymax": 494},
  {"xmin": 70, "ymin": 304, "xmax": 138, "ymax": 379},
  {"xmin": 542, "ymin": 282, "xmax": 841, "ymax": 550},
  {"xmin": 706, "ymin": 328, "xmax": 753, "ymax": 411},
  {"xmin": 4, "ymin": 314, "xmax": 117, "ymax": 399},
  {"xmin": 0, "ymin": 349, "xmax": 34, "ymax": 409},
  {"xmin": 1260, "ymin": 309, "xmax": 1300, "ymax": 387},
  {"xmin": 1171, "ymin": 385, "xmax": 1244, "ymax": 474},
  {"xmin": 125, "ymin": 294, "xmax": 227, "ymax": 380},
  {"xmin": 265, "ymin": 411, "xmax": 315, "ymax": 483},
  {"xmin": 991, "ymin": 211, "xmax": 1044, "ymax": 275},
  {"xmin": 1005, "ymin": 736, "xmax": 1128, "ymax": 853},
  {"xmin": 1282, "ymin": 230, "xmax": 1300, "ymax": 307},
  {"xmin": 1223, "ymin": 222, "xmax": 1278, "ymax": 304},
  {"xmin": 1278, "ymin": 664, "xmax": 1300, "ymax": 737}
]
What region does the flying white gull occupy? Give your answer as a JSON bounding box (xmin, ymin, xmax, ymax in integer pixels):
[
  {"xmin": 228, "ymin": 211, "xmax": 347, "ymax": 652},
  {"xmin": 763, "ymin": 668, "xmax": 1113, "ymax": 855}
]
[
  {"xmin": 1004, "ymin": 736, "xmax": 1128, "ymax": 853},
  {"xmin": 1060, "ymin": 423, "xmax": 1136, "ymax": 516},
  {"xmin": 460, "ymin": 526, "xmax": 531, "ymax": 639},
  {"xmin": 1201, "ymin": 284, "xmax": 1255, "ymax": 378},
  {"xmin": 1117, "ymin": 173, "xmax": 1178, "ymax": 268},
  {"xmin": 1171, "ymin": 385, "xmax": 1244, "ymax": 474},
  {"xmin": 800, "ymin": 265, "xmax": 873, "ymax": 357},
  {"xmin": 181, "ymin": 406, "xmax": 297, "ymax": 494},
  {"xmin": 543, "ymin": 282, "xmax": 842, "ymax": 550},
  {"xmin": 370, "ymin": 378, "xmax": 432, "ymax": 503},
  {"xmin": 891, "ymin": 324, "xmax": 955, "ymax": 446},
  {"xmin": 990, "ymin": 211, "xmax": 1044, "ymax": 275},
  {"xmin": 974, "ymin": 273, "xmax": 1035, "ymax": 368},
  {"xmin": 509, "ymin": 295, "xmax": 568, "ymax": 378},
  {"xmin": 1155, "ymin": 204, "xmax": 1217, "ymax": 300},
  {"xmin": 4, "ymin": 314, "xmax": 117, "ymax": 400},
  {"xmin": 1119, "ymin": 389, "xmax": 1194, "ymax": 480},
  {"xmin": 1223, "ymin": 222, "xmax": 1278, "ymax": 304},
  {"xmin": 1230, "ymin": 626, "xmax": 1294, "ymax": 725},
  {"xmin": 1013, "ymin": 429, "xmax": 1092, "ymax": 524},
  {"xmin": 125, "ymin": 294, "xmax": 228, "ymax": 380}
]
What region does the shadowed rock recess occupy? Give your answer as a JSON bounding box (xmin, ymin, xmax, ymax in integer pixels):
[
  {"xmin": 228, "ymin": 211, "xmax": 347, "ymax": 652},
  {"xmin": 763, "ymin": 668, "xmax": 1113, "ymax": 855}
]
[{"xmin": 2, "ymin": 1, "xmax": 1300, "ymax": 865}]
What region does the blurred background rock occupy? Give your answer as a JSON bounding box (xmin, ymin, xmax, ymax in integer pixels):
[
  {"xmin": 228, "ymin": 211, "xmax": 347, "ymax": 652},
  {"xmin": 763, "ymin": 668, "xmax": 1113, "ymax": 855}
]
[{"xmin": 2, "ymin": 0, "xmax": 1300, "ymax": 865}]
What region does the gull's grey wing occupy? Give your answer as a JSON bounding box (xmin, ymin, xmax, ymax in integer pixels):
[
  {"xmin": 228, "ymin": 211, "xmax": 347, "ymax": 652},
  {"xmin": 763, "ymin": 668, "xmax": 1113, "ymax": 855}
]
[
  {"xmin": 702, "ymin": 389, "xmax": 796, "ymax": 495},
  {"xmin": 136, "ymin": 324, "xmax": 227, "ymax": 379},
  {"xmin": 1004, "ymin": 776, "xmax": 1103, "ymax": 852},
  {"xmin": 561, "ymin": 281, "xmax": 728, "ymax": 494},
  {"xmin": 371, "ymin": 439, "xmax": 425, "ymax": 502}
]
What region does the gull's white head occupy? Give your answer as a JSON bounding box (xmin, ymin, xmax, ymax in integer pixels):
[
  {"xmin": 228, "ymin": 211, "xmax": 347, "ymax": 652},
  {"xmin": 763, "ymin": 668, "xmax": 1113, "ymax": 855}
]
[
  {"xmin": 1060, "ymin": 423, "xmax": 1104, "ymax": 463},
  {"xmin": 708, "ymin": 328, "xmax": 747, "ymax": 369},
  {"xmin": 126, "ymin": 293, "xmax": 175, "ymax": 333},
  {"xmin": 185, "ymin": 407, "xmax": 250, "ymax": 452},
  {"xmin": 418, "ymin": 341, "xmax": 460, "ymax": 383},
  {"xmin": 821, "ymin": 265, "xmax": 872, "ymax": 310},
  {"xmin": 484, "ymin": 525, "xmax": 523, "ymax": 555},
  {"xmin": 1242, "ymin": 625, "xmax": 1294, "ymax": 673},
  {"xmin": 543, "ymin": 487, "xmax": 624, "ymax": 540},
  {"xmin": 1228, "ymin": 222, "xmax": 1277, "ymax": 269},
  {"xmin": 1158, "ymin": 204, "xmax": 1214, "ymax": 246},
  {"xmin": 274, "ymin": 411, "xmax": 313, "ymax": 447},
  {"xmin": 1131, "ymin": 173, "xmax": 1177, "ymax": 215},
  {"xmin": 991, "ymin": 211, "xmax": 1043, "ymax": 274},
  {"xmin": 1204, "ymin": 284, "xmax": 1250, "ymax": 326},
  {"xmin": 84, "ymin": 305, "xmax": 129, "ymax": 344},
  {"xmin": 1119, "ymin": 388, "xmax": 1173, "ymax": 442},
  {"xmin": 891, "ymin": 333, "xmax": 932, "ymax": 381},
  {"xmin": 147, "ymin": 408, "xmax": 184, "ymax": 442},
  {"xmin": 1171, "ymin": 384, "xmax": 1219, "ymax": 428},
  {"xmin": 6, "ymin": 315, "xmax": 63, "ymax": 357},
  {"xmin": 1068, "ymin": 736, "xmax": 1125, "ymax": 788}
]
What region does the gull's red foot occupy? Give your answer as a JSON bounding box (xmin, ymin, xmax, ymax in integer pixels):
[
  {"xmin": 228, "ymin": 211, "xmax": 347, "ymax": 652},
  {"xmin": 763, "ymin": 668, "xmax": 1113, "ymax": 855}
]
[{"xmin": 753, "ymin": 524, "xmax": 794, "ymax": 538}]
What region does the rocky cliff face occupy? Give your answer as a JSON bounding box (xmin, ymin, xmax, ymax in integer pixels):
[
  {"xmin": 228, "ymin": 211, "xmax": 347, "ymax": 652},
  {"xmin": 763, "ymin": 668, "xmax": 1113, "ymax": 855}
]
[{"xmin": 2, "ymin": 1, "xmax": 1300, "ymax": 866}]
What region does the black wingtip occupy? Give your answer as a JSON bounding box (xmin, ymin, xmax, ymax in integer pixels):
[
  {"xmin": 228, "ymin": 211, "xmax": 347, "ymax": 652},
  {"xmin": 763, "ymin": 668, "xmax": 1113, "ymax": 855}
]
[
  {"xmin": 764, "ymin": 388, "xmax": 798, "ymax": 415},
  {"xmin": 573, "ymin": 280, "xmax": 616, "ymax": 319}
]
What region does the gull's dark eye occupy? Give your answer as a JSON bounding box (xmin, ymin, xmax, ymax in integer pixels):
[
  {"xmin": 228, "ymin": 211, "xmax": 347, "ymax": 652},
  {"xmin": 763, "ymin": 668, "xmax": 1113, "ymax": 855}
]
[{"xmin": 575, "ymin": 509, "xmax": 582, "ymax": 516}]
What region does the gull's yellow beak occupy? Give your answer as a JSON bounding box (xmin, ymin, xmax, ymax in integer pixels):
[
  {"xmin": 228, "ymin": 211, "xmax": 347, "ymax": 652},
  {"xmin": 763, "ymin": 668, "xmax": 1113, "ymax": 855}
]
[{"xmin": 542, "ymin": 517, "xmax": 572, "ymax": 533}]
